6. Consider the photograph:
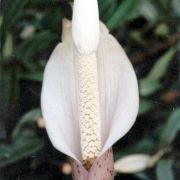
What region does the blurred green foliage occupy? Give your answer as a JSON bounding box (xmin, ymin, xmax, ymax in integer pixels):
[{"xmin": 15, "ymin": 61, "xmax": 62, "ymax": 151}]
[{"xmin": 0, "ymin": 0, "xmax": 179, "ymax": 179}]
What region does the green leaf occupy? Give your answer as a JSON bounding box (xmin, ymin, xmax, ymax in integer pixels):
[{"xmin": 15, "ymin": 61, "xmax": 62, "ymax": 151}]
[
  {"xmin": 155, "ymin": 23, "xmax": 170, "ymax": 37},
  {"xmin": 3, "ymin": 33, "xmax": 13, "ymax": 59},
  {"xmin": 140, "ymin": 48, "xmax": 176, "ymax": 96},
  {"xmin": 2, "ymin": 0, "xmax": 29, "ymax": 32},
  {"xmin": 1, "ymin": 67, "xmax": 13, "ymax": 109},
  {"xmin": 106, "ymin": 0, "xmax": 142, "ymax": 30},
  {"xmin": 129, "ymin": 31, "xmax": 146, "ymax": 45},
  {"xmin": 19, "ymin": 71, "xmax": 43, "ymax": 82},
  {"xmin": 159, "ymin": 108, "xmax": 180, "ymax": 147},
  {"xmin": 12, "ymin": 109, "xmax": 41, "ymax": 139},
  {"xmin": 114, "ymin": 138, "xmax": 155, "ymax": 160},
  {"xmin": 102, "ymin": 2, "xmax": 117, "ymax": 22},
  {"xmin": 151, "ymin": 0, "xmax": 169, "ymax": 14},
  {"xmin": 0, "ymin": 16, "xmax": 3, "ymax": 29},
  {"xmin": 171, "ymin": 0, "xmax": 180, "ymax": 17},
  {"xmin": 15, "ymin": 31, "xmax": 56, "ymax": 69},
  {"xmin": 138, "ymin": 0, "xmax": 159, "ymax": 24},
  {"xmin": 147, "ymin": 48, "xmax": 176, "ymax": 81},
  {"xmin": 139, "ymin": 79, "xmax": 162, "ymax": 97},
  {"xmin": 134, "ymin": 172, "xmax": 150, "ymax": 180},
  {"xmin": 156, "ymin": 159, "xmax": 174, "ymax": 180},
  {"xmin": 139, "ymin": 99, "xmax": 154, "ymax": 115},
  {"xmin": 133, "ymin": 139, "xmax": 155, "ymax": 154},
  {"xmin": 0, "ymin": 122, "xmax": 6, "ymax": 139},
  {"xmin": 0, "ymin": 110, "xmax": 43, "ymax": 168},
  {"xmin": 99, "ymin": 0, "xmax": 116, "ymax": 16},
  {"xmin": 0, "ymin": 130, "xmax": 43, "ymax": 168},
  {"xmin": 20, "ymin": 25, "xmax": 35, "ymax": 39}
]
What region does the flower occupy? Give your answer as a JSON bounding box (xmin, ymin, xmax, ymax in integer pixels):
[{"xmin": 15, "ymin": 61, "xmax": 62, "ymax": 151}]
[{"xmin": 41, "ymin": 0, "xmax": 139, "ymax": 179}]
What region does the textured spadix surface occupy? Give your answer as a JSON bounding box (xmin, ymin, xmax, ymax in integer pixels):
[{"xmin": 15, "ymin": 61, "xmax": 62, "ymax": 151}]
[
  {"xmin": 78, "ymin": 53, "xmax": 102, "ymax": 169},
  {"xmin": 41, "ymin": 19, "xmax": 139, "ymax": 162}
]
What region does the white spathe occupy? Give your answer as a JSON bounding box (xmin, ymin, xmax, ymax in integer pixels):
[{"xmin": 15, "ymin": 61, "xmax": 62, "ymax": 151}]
[{"xmin": 41, "ymin": 19, "xmax": 139, "ymax": 162}]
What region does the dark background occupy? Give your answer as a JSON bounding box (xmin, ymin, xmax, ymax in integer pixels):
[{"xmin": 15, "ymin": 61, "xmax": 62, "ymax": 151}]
[{"xmin": 0, "ymin": 0, "xmax": 180, "ymax": 179}]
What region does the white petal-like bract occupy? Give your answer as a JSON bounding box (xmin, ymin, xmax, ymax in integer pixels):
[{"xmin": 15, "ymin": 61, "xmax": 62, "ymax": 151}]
[
  {"xmin": 114, "ymin": 154, "xmax": 151, "ymax": 173},
  {"xmin": 41, "ymin": 19, "xmax": 81, "ymax": 160},
  {"xmin": 97, "ymin": 28, "xmax": 139, "ymax": 155},
  {"xmin": 41, "ymin": 21, "xmax": 139, "ymax": 160}
]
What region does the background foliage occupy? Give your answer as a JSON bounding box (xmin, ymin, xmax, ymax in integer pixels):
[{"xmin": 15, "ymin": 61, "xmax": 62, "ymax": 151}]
[{"xmin": 0, "ymin": 0, "xmax": 179, "ymax": 179}]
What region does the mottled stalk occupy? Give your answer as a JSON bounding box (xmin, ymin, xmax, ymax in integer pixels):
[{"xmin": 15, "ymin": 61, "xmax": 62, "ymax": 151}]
[{"xmin": 72, "ymin": 149, "xmax": 114, "ymax": 180}]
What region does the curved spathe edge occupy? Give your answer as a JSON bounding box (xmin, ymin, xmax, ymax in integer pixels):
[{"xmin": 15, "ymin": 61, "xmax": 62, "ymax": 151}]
[
  {"xmin": 41, "ymin": 42, "xmax": 80, "ymax": 162},
  {"xmin": 97, "ymin": 33, "xmax": 139, "ymax": 156}
]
